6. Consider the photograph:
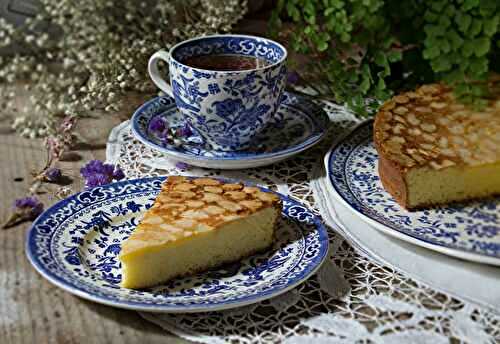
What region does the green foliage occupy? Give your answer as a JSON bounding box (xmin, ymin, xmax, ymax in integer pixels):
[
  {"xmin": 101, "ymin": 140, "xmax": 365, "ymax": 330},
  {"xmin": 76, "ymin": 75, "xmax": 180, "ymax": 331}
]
[{"xmin": 271, "ymin": 0, "xmax": 499, "ymax": 115}]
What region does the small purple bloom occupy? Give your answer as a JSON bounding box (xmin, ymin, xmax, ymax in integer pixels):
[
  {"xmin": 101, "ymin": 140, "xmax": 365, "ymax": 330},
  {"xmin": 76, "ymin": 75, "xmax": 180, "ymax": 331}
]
[
  {"xmin": 85, "ymin": 173, "xmax": 112, "ymax": 188},
  {"xmin": 14, "ymin": 196, "xmax": 44, "ymax": 219},
  {"xmin": 175, "ymin": 123, "xmax": 193, "ymax": 137},
  {"xmin": 286, "ymin": 71, "xmax": 300, "ymax": 85},
  {"xmin": 148, "ymin": 117, "xmax": 167, "ymax": 134},
  {"xmin": 112, "ymin": 166, "xmax": 125, "ymax": 181},
  {"xmin": 175, "ymin": 162, "xmax": 190, "ymax": 170},
  {"xmin": 45, "ymin": 167, "xmax": 62, "ymax": 182},
  {"xmin": 81, "ymin": 160, "xmax": 126, "ymax": 189}
]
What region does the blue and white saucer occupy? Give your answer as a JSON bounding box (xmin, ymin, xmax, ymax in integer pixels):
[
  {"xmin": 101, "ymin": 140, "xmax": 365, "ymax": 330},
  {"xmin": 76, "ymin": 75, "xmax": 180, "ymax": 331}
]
[
  {"xmin": 131, "ymin": 92, "xmax": 329, "ymax": 169},
  {"xmin": 26, "ymin": 176, "xmax": 329, "ymax": 312},
  {"xmin": 326, "ymin": 121, "xmax": 500, "ymax": 266}
]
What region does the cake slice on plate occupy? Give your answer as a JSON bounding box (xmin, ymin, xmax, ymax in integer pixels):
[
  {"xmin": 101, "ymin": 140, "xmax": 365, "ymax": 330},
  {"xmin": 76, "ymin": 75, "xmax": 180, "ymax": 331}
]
[
  {"xmin": 119, "ymin": 176, "xmax": 281, "ymax": 289},
  {"xmin": 374, "ymin": 81, "xmax": 500, "ymax": 209}
]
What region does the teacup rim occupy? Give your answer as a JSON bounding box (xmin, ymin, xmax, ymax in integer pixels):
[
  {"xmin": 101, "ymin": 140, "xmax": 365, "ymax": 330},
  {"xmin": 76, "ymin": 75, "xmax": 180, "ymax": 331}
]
[{"xmin": 168, "ymin": 34, "xmax": 288, "ymax": 74}]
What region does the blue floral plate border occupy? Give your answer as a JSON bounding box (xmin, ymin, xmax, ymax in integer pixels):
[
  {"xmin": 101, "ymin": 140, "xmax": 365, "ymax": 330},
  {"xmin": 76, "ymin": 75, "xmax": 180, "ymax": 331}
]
[
  {"xmin": 325, "ymin": 121, "xmax": 500, "ymax": 266},
  {"xmin": 26, "ymin": 176, "xmax": 329, "ymax": 312},
  {"xmin": 130, "ymin": 92, "xmax": 329, "ymax": 169}
]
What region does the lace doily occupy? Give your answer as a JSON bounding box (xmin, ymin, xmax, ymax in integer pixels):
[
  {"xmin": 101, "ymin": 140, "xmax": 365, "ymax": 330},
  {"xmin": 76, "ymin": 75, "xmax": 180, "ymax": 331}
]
[{"xmin": 106, "ymin": 103, "xmax": 500, "ymax": 344}]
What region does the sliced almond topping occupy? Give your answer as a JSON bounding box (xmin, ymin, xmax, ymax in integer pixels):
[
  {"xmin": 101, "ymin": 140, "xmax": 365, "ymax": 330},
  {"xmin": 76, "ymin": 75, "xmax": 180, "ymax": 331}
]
[
  {"xmin": 242, "ymin": 186, "xmax": 260, "ymax": 194},
  {"xmin": 394, "ymin": 106, "xmax": 409, "ymax": 115},
  {"xmin": 439, "ymin": 148, "xmax": 457, "ymax": 157},
  {"xmin": 173, "ymin": 183, "xmax": 197, "ymax": 191},
  {"xmin": 449, "ymin": 124, "xmax": 464, "ymax": 135},
  {"xmin": 204, "ymin": 186, "xmax": 223, "ymax": 194},
  {"xmin": 420, "ymin": 143, "xmax": 435, "ymax": 151},
  {"xmin": 420, "ymin": 123, "xmax": 437, "ymax": 133},
  {"xmin": 159, "ymin": 223, "xmax": 183, "ymax": 233},
  {"xmin": 193, "ymin": 178, "xmax": 220, "ymax": 186},
  {"xmin": 451, "ymin": 136, "xmax": 466, "ymax": 146},
  {"xmin": 186, "ymin": 200, "xmax": 205, "ymax": 208},
  {"xmin": 224, "ymin": 191, "xmax": 247, "ymax": 201},
  {"xmin": 203, "ymin": 192, "xmax": 224, "ymax": 203},
  {"xmin": 195, "ymin": 223, "xmax": 214, "ymax": 233},
  {"xmin": 172, "ymin": 218, "xmax": 198, "ymax": 229},
  {"xmin": 388, "ymin": 136, "xmax": 405, "ymax": 144},
  {"xmin": 407, "ymin": 113, "xmax": 420, "ymax": 126},
  {"xmin": 256, "ymin": 191, "xmax": 279, "ymax": 203},
  {"xmin": 394, "ymin": 95, "xmax": 409, "ymax": 104},
  {"xmin": 203, "ymin": 205, "xmax": 225, "ymax": 215},
  {"xmin": 415, "ymin": 106, "xmax": 431, "ymax": 113},
  {"xmin": 222, "ymin": 183, "xmax": 244, "ymax": 191},
  {"xmin": 408, "ymin": 128, "xmax": 422, "ymax": 136},
  {"xmin": 169, "ymin": 191, "xmax": 196, "ymax": 200},
  {"xmin": 240, "ymin": 200, "xmax": 263, "ymax": 211},
  {"xmin": 217, "ymin": 199, "xmax": 243, "ymax": 212},
  {"xmin": 392, "ymin": 123, "xmax": 405, "ymax": 134},
  {"xmin": 159, "ymin": 203, "xmax": 187, "ymax": 210},
  {"xmin": 438, "ymin": 137, "xmax": 448, "ymax": 148},
  {"xmin": 167, "ymin": 176, "xmax": 187, "ymax": 184},
  {"xmin": 222, "ymin": 214, "xmax": 242, "ymax": 222},
  {"xmin": 382, "ymin": 101, "xmax": 396, "ymax": 110},
  {"xmin": 181, "ymin": 209, "xmax": 209, "ymax": 220},
  {"xmin": 430, "ymin": 102, "xmax": 446, "ymax": 109},
  {"xmin": 141, "ymin": 215, "xmax": 163, "ymax": 225},
  {"xmin": 422, "ymin": 133, "xmax": 436, "ymax": 142}
]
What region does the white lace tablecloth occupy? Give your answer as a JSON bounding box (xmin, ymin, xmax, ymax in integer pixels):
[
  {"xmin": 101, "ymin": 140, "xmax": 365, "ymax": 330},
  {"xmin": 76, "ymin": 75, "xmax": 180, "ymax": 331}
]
[{"xmin": 106, "ymin": 103, "xmax": 500, "ymax": 344}]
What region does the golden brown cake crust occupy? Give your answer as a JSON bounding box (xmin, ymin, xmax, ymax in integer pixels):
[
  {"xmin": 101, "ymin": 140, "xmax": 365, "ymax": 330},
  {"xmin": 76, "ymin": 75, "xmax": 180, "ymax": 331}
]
[
  {"xmin": 120, "ymin": 176, "xmax": 282, "ymax": 256},
  {"xmin": 374, "ymin": 80, "xmax": 500, "ymax": 209}
]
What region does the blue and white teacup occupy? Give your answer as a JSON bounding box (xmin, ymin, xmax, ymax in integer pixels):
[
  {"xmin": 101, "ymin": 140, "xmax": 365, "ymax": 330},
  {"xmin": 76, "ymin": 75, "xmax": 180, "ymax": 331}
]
[{"xmin": 148, "ymin": 34, "xmax": 287, "ymax": 151}]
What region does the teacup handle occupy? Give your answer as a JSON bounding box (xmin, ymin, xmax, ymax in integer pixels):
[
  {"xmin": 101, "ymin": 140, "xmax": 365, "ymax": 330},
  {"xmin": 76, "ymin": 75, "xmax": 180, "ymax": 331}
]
[{"xmin": 148, "ymin": 50, "xmax": 174, "ymax": 98}]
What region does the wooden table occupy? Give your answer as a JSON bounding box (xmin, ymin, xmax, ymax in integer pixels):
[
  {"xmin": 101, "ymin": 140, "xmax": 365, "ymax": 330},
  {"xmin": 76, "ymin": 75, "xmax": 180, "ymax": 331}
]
[{"xmin": 0, "ymin": 114, "xmax": 190, "ymax": 344}]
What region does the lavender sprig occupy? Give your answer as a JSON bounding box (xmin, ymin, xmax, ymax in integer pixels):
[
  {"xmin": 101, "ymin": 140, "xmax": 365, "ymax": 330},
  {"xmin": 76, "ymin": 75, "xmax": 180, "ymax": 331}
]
[
  {"xmin": 80, "ymin": 160, "xmax": 125, "ymax": 189},
  {"xmin": 3, "ymin": 197, "xmax": 44, "ymax": 229}
]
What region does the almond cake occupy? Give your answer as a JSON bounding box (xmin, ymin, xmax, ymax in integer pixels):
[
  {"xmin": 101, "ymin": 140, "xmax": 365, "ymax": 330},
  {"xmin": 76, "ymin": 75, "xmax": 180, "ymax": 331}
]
[
  {"xmin": 374, "ymin": 82, "xmax": 500, "ymax": 209},
  {"xmin": 119, "ymin": 176, "xmax": 282, "ymax": 289}
]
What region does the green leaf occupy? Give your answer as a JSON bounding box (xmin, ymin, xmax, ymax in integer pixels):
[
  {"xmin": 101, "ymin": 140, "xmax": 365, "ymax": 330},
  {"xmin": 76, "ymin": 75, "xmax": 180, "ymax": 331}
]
[
  {"xmin": 472, "ymin": 37, "xmax": 490, "ymax": 57},
  {"xmin": 317, "ymin": 40, "xmax": 328, "ymax": 51},
  {"xmin": 387, "ymin": 50, "xmax": 402, "ymax": 62},
  {"xmin": 469, "ymin": 19, "xmax": 482, "ymax": 37},
  {"xmin": 455, "ymin": 13, "xmax": 472, "ymax": 33},
  {"xmin": 462, "ymin": 0, "xmax": 479, "ymax": 11},
  {"xmin": 461, "ymin": 40, "xmax": 475, "ymax": 57},
  {"xmin": 423, "ymin": 45, "xmax": 440, "ymax": 59},
  {"xmin": 483, "ymin": 16, "xmax": 499, "ymax": 36}
]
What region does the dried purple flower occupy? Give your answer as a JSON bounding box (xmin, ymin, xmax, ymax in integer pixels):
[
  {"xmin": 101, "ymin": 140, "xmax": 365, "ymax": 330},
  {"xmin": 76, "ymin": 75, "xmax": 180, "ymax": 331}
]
[
  {"xmin": 148, "ymin": 117, "xmax": 167, "ymax": 134},
  {"xmin": 81, "ymin": 160, "xmax": 113, "ymax": 178},
  {"xmin": 112, "ymin": 166, "xmax": 125, "ymax": 181},
  {"xmin": 286, "ymin": 71, "xmax": 300, "ymax": 85},
  {"xmin": 85, "ymin": 173, "xmax": 112, "ymax": 189},
  {"xmin": 81, "ymin": 160, "xmax": 126, "ymax": 189},
  {"xmin": 175, "ymin": 162, "xmax": 190, "ymax": 170},
  {"xmin": 45, "ymin": 167, "xmax": 62, "ymax": 182},
  {"xmin": 175, "ymin": 123, "xmax": 193, "ymax": 137},
  {"xmin": 14, "ymin": 196, "xmax": 44, "ymax": 219}
]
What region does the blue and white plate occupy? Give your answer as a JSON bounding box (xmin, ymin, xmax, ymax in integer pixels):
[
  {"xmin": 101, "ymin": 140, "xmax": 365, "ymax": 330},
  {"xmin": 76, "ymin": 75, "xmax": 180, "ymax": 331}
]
[
  {"xmin": 26, "ymin": 176, "xmax": 329, "ymax": 312},
  {"xmin": 325, "ymin": 121, "xmax": 500, "ymax": 266},
  {"xmin": 131, "ymin": 92, "xmax": 329, "ymax": 169}
]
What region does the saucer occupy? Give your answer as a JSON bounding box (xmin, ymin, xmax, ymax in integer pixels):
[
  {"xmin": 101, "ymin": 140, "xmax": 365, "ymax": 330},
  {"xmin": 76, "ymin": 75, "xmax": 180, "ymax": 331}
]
[{"xmin": 131, "ymin": 92, "xmax": 329, "ymax": 169}]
